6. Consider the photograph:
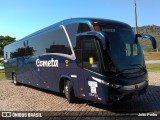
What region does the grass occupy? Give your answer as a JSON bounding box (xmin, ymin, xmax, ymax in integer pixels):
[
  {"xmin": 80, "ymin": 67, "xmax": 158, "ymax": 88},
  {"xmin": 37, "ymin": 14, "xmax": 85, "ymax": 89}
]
[
  {"xmin": 146, "ymin": 63, "xmax": 160, "ymax": 72},
  {"xmin": 0, "ymin": 69, "xmax": 6, "ymax": 80}
]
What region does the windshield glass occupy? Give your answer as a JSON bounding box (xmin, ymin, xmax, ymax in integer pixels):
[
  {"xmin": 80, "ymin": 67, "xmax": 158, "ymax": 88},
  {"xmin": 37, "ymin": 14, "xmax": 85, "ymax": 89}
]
[{"xmin": 100, "ymin": 27, "xmax": 146, "ymax": 77}]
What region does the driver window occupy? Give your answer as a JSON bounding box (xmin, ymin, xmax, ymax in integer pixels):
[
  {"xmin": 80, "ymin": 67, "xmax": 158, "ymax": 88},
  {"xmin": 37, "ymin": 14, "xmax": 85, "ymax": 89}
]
[{"xmin": 82, "ymin": 39, "xmax": 100, "ymax": 73}]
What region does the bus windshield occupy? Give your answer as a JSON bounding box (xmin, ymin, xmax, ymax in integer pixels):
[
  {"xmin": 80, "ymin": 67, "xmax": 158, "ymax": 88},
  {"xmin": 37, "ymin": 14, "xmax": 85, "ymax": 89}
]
[{"xmin": 101, "ymin": 27, "xmax": 146, "ymax": 77}]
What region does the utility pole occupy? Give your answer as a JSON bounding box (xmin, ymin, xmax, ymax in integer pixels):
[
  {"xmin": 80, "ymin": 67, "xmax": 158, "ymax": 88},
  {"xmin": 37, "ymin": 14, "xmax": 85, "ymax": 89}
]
[{"xmin": 134, "ymin": 0, "xmax": 138, "ymax": 34}]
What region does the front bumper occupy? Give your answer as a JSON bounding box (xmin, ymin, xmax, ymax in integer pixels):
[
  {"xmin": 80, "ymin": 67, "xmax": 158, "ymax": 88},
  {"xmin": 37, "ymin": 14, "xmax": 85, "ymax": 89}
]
[{"xmin": 109, "ymin": 80, "xmax": 148, "ymax": 102}]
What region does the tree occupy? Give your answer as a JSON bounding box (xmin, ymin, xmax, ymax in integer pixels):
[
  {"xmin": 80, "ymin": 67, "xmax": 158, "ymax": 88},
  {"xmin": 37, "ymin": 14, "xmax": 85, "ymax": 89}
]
[{"xmin": 0, "ymin": 36, "xmax": 16, "ymax": 56}]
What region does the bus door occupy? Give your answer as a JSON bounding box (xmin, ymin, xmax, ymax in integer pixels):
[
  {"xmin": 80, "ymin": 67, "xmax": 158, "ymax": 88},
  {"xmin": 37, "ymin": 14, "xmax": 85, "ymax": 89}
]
[{"xmin": 76, "ymin": 35, "xmax": 104, "ymax": 102}]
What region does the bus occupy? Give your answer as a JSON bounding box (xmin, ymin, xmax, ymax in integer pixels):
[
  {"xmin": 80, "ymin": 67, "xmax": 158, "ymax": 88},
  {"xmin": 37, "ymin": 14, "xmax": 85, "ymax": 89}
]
[{"xmin": 4, "ymin": 18, "xmax": 157, "ymax": 104}]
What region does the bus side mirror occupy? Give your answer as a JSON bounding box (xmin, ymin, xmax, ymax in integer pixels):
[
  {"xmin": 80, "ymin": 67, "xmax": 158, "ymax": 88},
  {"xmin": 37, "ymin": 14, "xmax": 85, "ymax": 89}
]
[{"xmin": 136, "ymin": 33, "xmax": 157, "ymax": 49}]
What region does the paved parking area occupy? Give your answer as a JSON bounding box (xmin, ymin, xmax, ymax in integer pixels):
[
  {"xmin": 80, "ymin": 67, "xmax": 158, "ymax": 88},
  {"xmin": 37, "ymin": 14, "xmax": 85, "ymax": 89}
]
[{"xmin": 0, "ymin": 72, "xmax": 160, "ymax": 119}]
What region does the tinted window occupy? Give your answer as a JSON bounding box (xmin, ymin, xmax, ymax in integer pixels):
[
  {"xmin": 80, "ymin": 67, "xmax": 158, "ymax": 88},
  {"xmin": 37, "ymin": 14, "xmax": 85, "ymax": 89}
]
[
  {"xmin": 75, "ymin": 36, "xmax": 101, "ymax": 73},
  {"xmin": 28, "ymin": 26, "xmax": 72, "ymax": 56},
  {"xmin": 75, "ymin": 36, "xmax": 83, "ymax": 67},
  {"xmin": 82, "ymin": 39, "xmax": 100, "ymax": 73},
  {"xmin": 65, "ymin": 23, "xmax": 91, "ymax": 49},
  {"xmin": 78, "ymin": 23, "xmax": 91, "ymax": 33},
  {"xmin": 4, "ymin": 46, "xmax": 11, "ymax": 59},
  {"xmin": 101, "ymin": 27, "xmax": 144, "ymax": 75},
  {"xmin": 45, "ymin": 27, "xmax": 72, "ymax": 55},
  {"xmin": 5, "ymin": 52, "xmax": 8, "ymax": 59},
  {"xmin": 10, "ymin": 42, "xmax": 25, "ymax": 58},
  {"xmin": 65, "ymin": 23, "xmax": 79, "ymax": 48},
  {"xmin": 10, "ymin": 40, "xmax": 35, "ymax": 58}
]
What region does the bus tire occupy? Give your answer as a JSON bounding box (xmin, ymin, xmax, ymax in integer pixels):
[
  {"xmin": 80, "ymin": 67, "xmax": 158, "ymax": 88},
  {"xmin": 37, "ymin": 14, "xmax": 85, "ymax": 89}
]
[
  {"xmin": 64, "ymin": 80, "xmax": 75, "ymax": 103},
  {"xmin": 13, "ymin": 74, "xmax": 19, "ymax": 85}
]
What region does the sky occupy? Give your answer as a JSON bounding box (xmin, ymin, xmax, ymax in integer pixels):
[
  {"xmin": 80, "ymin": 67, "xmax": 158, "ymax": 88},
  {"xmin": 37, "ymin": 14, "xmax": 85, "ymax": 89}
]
[{"xmin": 0, "ymin": 0, "xmax": 159, "ymax": 40}]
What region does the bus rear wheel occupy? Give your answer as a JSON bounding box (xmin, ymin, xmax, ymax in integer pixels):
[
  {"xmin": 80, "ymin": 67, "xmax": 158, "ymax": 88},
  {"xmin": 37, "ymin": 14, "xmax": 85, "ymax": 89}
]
[
  {"xmin": 13, "ymin": 74, "xmax": 19, "ymax": 85},
  {"xmin": 64, "ymin": 80, "xmax": 75, "ymax": 103}
]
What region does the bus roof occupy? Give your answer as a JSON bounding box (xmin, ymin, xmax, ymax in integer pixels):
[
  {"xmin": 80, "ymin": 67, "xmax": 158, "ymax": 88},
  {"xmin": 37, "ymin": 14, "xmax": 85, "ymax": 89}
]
[{"xmin": 8, "ymin": 18, "xmax": 131, "ymax": 46}]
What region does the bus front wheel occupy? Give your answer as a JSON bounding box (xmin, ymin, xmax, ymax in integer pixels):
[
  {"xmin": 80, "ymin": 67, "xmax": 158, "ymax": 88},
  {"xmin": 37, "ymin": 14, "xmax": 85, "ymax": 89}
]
[{"xmin": 64, "ymin": 80, "xmax": 75, "ymax": 103}]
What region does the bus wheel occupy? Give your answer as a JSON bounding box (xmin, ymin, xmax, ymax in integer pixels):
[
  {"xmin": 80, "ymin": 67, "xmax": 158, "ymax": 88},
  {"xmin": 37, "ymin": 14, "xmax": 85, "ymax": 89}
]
[
  {"xmin": 13, "ymin": 74, "xmax": 19, "ymax": 85},
  {"xmin": 64, "ymin": 80, "xmax": 75, "ymax": 103}
]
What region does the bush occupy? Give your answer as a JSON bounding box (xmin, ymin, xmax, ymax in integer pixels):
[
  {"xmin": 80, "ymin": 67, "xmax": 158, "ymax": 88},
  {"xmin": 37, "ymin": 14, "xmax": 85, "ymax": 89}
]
[{"xmin": 0, "ymin": 58, "xmax": 4, "ymax": 64}]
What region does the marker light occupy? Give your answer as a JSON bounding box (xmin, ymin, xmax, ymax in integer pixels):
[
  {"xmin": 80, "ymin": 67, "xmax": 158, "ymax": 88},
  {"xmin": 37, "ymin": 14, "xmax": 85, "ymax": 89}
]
[{"xmin": 94, "ymin": 26, "xmax": 101, "ymax": 31}]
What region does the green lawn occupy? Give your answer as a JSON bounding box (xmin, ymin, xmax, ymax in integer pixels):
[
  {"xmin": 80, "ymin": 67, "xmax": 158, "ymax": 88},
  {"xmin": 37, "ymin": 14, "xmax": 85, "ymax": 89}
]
[
  {"xmin": 0, "ymin": 69, "xmax": 6, "ymax": 80},
  {"xmin": 146, "ymin": 63, "xmax": 160, "ymax": 72}
]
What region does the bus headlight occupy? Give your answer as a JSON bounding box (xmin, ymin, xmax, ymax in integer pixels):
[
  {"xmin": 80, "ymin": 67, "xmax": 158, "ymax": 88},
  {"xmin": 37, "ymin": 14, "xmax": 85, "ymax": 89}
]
[
  {"xmin": 102, "ymin": 80, "xmax": 122, "ymax": 88},
  {"xmin": 109, "ymin": 84, "xmax": 122, "ymax": 88}
]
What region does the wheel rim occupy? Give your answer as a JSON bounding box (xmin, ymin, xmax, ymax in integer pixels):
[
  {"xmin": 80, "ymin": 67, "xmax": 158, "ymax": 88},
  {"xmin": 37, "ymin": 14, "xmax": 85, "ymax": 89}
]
[
  {"xmin": 13, "ymin": 75, "xmax": 17, "ymax": 84},
  {"xmin": 65, "ymin": 82, "xmax": 69, "ymax": 97},
  {"xmin": 65, "ymin": 86, "xmax": 68, "ymax": 92}
]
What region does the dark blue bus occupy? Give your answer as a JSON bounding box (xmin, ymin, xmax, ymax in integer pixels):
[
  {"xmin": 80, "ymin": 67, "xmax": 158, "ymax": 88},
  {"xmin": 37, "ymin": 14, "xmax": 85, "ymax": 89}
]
[{"xmin": 4, "ymin": 18, "xmax": 156, "ymax": 104}]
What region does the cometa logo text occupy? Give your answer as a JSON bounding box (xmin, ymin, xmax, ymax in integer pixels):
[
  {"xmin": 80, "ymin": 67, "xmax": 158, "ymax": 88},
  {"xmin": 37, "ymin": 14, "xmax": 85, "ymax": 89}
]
[{"xmin": 36, "ymin": 58, "xmax": 58, "ymax": 67}]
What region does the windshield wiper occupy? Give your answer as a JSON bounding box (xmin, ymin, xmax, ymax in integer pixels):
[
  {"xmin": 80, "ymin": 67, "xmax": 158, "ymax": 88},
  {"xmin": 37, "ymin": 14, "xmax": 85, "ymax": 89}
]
[
  {"xmin": 127, "ymin": 64, "xmax": 147, "ymax": 72},
  {"xmin": 115, "ymin": 67, "xmax": 138, "ymax": 77},
  {"xmin": 115, "ymin": 64, "xmax": 147, "ymax": 78}
]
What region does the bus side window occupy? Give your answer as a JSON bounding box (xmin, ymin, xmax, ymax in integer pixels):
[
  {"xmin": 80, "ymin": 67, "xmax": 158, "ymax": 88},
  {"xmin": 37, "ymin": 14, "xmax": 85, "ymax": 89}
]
[
  {"xmin": 75, "ymin": 36, "xmax": 83, "ymax": 67},
  {"xmin": 65, "ymin": 23, "xmax": 79, "ymax": 49},
  {"xmin": 77, "ymin": 23, "xmax": 91, "ymax": 33},
  {"xmin": 45, "ymin": 27, "xmax": 72, "ymax": 55},
  {"xmin": 6, "ymin": 52, "xmax": 8, "ymax": 59},
  {"xmin": 82, "ymin": 39, "xmax": 100, "ymax": 73}
]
